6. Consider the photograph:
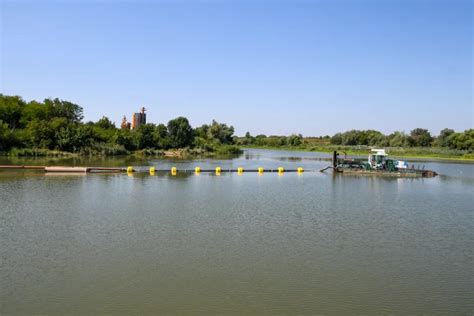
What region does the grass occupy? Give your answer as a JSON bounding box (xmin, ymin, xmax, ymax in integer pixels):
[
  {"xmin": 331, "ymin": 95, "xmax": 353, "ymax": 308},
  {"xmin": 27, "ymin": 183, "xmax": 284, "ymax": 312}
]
[
  {"xmin": 1, "ymin": 144, "xmax": 243, "ymax": 159},
  {"xmin": 2, "ymin": 148, "xmax": 78, "ymax": 157}
]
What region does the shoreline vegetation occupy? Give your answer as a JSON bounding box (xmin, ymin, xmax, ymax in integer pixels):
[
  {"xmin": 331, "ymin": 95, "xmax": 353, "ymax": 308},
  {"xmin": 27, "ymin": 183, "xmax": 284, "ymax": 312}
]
[
  {"xmin": 1, "ymin": 94, "xmax": 473, "ymax": 161},
  {"xmin": 3, "ymin": 145, "xmax": 472, "ymax": 163},
  {"xmin": 235, "ymin": 133, "xmax": 473, "ymax": 162},
  {"xmin": 2, "ymin": 147, "xmax": 241, "ymax": 159},
  {"xmin": 0, "ymin": 94, "xmax": 242, "ymax": 158},
  {"xmin": 240, "ymin": 145, "xmax": 474, "ymax": 162},
  {"xmin": 234, "ymin": 133, "xmax": 473, "ymax": 162}
]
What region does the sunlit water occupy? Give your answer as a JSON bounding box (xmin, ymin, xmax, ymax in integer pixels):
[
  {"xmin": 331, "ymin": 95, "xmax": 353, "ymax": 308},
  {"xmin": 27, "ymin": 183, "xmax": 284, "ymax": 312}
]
[{"xmin": 1, "ymin": 149, "xmax": 473, "ymax": 315}]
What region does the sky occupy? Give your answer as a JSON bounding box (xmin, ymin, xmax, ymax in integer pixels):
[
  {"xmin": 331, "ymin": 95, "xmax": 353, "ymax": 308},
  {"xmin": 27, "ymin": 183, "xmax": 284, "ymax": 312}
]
[{"xmin": 1, "ymin": 0, "xmax": 472, "ymax": 136}]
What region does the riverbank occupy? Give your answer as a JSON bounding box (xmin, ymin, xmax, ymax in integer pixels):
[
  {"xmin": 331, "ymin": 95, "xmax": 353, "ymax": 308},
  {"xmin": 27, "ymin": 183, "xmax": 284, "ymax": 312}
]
[
  {"xmin": 242, "ymin": 145, "xmax": 474, "ymax": 162},
  {"xmin": 1, "ymin": 145, "xmax": 242, "ymax": 158},
  {"xmin": 3, "ymin": 145, "xmax": 472, "ymax": 162}
]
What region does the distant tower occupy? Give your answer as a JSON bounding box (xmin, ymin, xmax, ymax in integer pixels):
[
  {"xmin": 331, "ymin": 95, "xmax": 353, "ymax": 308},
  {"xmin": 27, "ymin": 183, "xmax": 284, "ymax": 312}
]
[
  {"xmin": 121, "ymin": 115, "xmax": 129, "ymax": 129},
  {"xmin": 131, "ymin": 107, "xmax": 147, "ymax": 129}
]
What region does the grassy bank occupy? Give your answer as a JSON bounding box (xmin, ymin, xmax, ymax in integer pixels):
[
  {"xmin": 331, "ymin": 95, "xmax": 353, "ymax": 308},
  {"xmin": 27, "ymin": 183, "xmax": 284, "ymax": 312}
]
[
  {"xmin": 1, "ymin": 145, "xmax": 242, "ymax": 159},
  {"xmin": 242, "ymin": 145, "xmax": 474, "ymax": 162}
]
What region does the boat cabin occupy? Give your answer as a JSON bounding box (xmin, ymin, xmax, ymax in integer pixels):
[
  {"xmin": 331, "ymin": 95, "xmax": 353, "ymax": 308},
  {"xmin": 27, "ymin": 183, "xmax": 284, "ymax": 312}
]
[{"xmin": 368, "ymin": 149, "xmax": 388, "ymax": 169}]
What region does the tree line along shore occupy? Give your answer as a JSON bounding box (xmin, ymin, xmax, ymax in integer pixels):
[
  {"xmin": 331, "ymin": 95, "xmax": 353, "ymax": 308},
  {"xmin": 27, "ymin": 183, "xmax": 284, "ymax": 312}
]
[
  {"xmin": 0, "ymin": 94, "xmax": 472, "ymax": 160},
  {"xmin": 235, "ymin": 129, "xmax": 474, "ymax": 161},
  {"xmin": 0, "ymin": 94, "xmax": 241, "ymax": 157}
]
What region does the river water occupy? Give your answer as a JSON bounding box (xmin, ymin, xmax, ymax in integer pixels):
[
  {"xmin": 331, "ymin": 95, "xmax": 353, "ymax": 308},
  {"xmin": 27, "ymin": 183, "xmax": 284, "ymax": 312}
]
[{"xmin": 1, "ymin": 149, "xmax": 473, "ymax": 315}]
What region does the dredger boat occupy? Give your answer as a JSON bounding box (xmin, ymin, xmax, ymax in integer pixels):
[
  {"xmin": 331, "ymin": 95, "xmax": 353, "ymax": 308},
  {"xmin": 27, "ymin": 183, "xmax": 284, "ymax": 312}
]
[{"xmin": 333, "ymin": 149, "xmax": 437, "ymax": 177}]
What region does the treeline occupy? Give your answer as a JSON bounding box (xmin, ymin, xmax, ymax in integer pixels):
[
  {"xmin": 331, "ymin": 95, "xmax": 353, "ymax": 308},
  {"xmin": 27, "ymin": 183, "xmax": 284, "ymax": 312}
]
[
  {"xmin": 238, "ymin": 128, "xmax": 473, "ymax": 151},
  {"xmin": 236, "ymin": 133, "xmax": 307, "ymax": 147},
  {"xmin": 330, "ymin": 129, "xmax": 473, "ymax": 150},
  {"xmin": 0, "ymin": 95, "xmax": 240, "ymax": 155},
  {"xmin": 1, "ymin": 94, "xmax": 472, "ymax": 156}
]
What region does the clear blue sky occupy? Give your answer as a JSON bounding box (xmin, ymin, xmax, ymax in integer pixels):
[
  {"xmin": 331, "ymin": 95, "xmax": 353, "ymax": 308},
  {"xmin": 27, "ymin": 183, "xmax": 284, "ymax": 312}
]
[{"xmin": 1, "ymin": 0, "xmax": 472, "ymax": 136}]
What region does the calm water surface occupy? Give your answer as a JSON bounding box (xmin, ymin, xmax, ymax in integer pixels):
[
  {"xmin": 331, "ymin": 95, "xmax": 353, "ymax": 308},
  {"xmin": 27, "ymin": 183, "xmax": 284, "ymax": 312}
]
[{"xmin": 1, "ymin": 149, "xmax": 473, "ymax": 315}]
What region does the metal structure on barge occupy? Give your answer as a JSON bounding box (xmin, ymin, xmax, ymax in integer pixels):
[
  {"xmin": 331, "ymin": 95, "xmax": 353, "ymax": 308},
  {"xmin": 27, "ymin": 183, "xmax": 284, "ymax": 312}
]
[{"xmin": 332, "ymin": 149, "xmax": 437, "ymax": 177}]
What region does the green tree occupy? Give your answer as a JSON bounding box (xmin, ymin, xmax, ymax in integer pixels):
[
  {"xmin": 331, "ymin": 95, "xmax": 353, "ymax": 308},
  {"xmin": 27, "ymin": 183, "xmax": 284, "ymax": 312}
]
[
  {"xmin": 113, "ymin": 129, "xmax": 137, "ymax": 151},
  {"xmin": 23, "ymin": 117, "xmax": 67, "ymax": 149},
  {"xmin": 153, "ymin": 123, "xmax": 170, "ymax": 149},
  {"xmin": 254, "ymin": 134, "xmax": 267, "ymax": 146},
  {"xmin": 330, "ymin": 133, "xmax": 343, "ymax": 145},
  {"xmin": 194, "ymin": 124, "xmax": 209, "ymax": 140},
  {"xmin": 56, "ymin": 126, "xmax": 80, "ymax": 152},
  {"xmin": 388, "ymin": 131, "xmax": 409, "ymax": 147},
  {"xmin": 20, "ymin": 101, "xmax": 49, "ymax": 127},
  {"xmin": 341, "ymin": 130, "xmax": 359, "ymax": 145},
  {"xmin": 287, "ymin": 134, "xmax": 303, "ymax": 146},
  {"xmin": 56, "ymin": 123, "xmax": 100, "ymax": 152},
  {"xmin": 278, "ymin": 136, "xmax": 287, "ymax": 146},
  {"xmin": 95, "ymin": 116, "xmax": 116, "ymax": 129},
  {"xmin": 208, "ymin": 120, "xmax": 235, "ymax": 145},
  {"xmin": 44, "ymin": 98, "xmax": 84, "ymax": 123},
  {"xmin": 434, "ymin": 128, "xmax": 455, "ymax": 147},
  {"xmin": 331, "ymin": 130, "xmax": 387, "ymax": 146},
  {"xmin": 243, "ymin": 131, "xmax": 255, "ymax": 145},
  {"xmin": 136, "ymin": 124, "xmax": 156, "ymax": 149},
  {"xmin": 448, "ymin": 129, "xmax": 474, "ymax": 150},
  {"xmin": 0, "ymin": 120, "xmax": 14, "ymax": 150},
  {"xmin": 75, "ymin": 125, "xmax": 98, "ymax": 149},
  {"xmin": 0, "ymin": 94, "xmax": 25, "ymax": 129},
  {"xmin": 363, "ymin": 130, "xmax": 385, "ymax": 146},
  {"xmin": 167, "ymin": 117, "xmax": 194, "ymax": 148},
  {"xmin": 408, "ymin": 128, "xmax": 433, "ymax": 147}
]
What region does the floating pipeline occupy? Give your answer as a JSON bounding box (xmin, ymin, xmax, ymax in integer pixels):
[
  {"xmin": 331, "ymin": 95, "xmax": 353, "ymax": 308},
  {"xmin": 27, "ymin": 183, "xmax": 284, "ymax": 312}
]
[
  {"xmin": 0, "ymin": 165, "xmax": 305, "ymax": 175},
  {"xmin": 135, "ymin": 167, "xmax": 305, "ymax": 175},
  {"xmin": 0, "ymin": 164, "xmax": 437, "ymax": 177}
]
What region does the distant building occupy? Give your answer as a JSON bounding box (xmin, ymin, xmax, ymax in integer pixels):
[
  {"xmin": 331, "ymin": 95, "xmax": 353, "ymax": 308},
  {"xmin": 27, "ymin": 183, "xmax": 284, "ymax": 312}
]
[
  {"xmin": 131, "ymin": 107, "xmax": 146, "ymax": 129},
  {"xmin": 121, "ymin": 115, "xmax": 131, "ymax": 129}
]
